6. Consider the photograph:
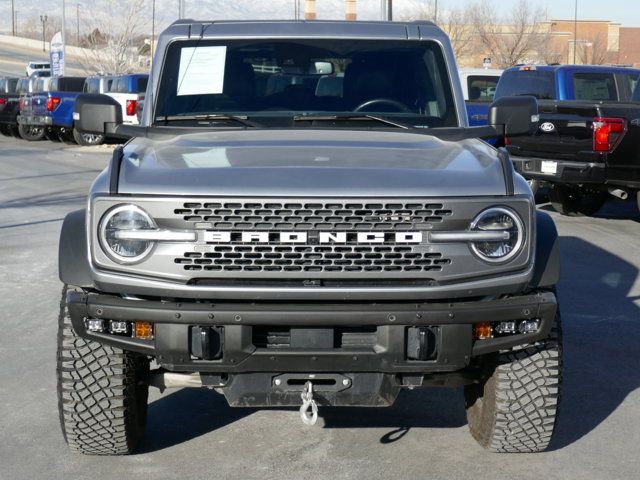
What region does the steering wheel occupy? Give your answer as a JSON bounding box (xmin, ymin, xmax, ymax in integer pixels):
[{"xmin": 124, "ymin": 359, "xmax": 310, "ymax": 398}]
[{"xmin": 354, "ymin": 98, "xmax": 410, "ymax": 113}]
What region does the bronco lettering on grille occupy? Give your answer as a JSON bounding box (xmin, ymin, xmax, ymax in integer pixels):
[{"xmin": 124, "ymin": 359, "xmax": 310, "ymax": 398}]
[{"xmin": 203, "ymin": 231, "xmax": 423, "ymax": 244}]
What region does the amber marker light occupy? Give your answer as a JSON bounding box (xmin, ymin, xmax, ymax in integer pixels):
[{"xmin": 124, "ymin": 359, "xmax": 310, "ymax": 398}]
[
  {"xmin": 134, "ymin": 321, "xmax": 154, "ymax": 340},
  {"xmin": 474, "ymin": 322, "xmax": 492, "ymax": 340}
]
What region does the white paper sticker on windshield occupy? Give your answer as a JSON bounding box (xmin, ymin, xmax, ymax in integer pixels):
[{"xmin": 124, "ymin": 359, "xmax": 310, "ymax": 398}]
[{"xmin": 177, "ymin": 46, "xmax": 227, "ymax": 96}]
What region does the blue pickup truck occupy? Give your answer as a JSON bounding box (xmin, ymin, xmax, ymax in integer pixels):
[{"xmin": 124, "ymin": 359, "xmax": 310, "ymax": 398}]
[
  {"xmin": 20, "ymin": 76, "xmax": 87, "ymax": 142},
  {"xmin": 495, "ymin": 64, "xmax": 640, "ymax": 103}
]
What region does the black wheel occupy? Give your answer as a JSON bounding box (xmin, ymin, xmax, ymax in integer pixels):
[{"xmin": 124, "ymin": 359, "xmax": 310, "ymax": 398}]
[
  {"xmin": 0, "ymin": 124, "xmax": 11, "ymax": 136},
  {"xmin": 45, "ymin": 127, "xmax": 61, "ymax": 142},
  {"xmin": 548, "ymin": 184, "xmax": 607, "ymax": 216},
  {"xmin": 72, "ymin": 128, "xmax": 105, "ymax": 146},
  {"xmin": 10, "ymin": 124, "xmax": 21, "ymax": 138},
  {"xmin": 58, "ymin": 128, "xmax": 76, "ymax": 144},
  {"xmin": 57, "ymin": 286, "xmax": 149, "ymax": 455},
  {"xmin": 464, "ymin": 312, "xmax": 562, "ymax": 453},
  {"xmin": 18, "ymin": 123, "xmax": 45, "ymax": 141}
]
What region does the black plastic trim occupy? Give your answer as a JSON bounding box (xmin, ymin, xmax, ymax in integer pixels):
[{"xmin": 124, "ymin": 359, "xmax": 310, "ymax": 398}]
[
  {"xmin": 530, "ymin": 211, "xmax": 560, "ymax": 288},
  {"xmin": 109, "ymin": 146, "xmax": 124, "ymax": 194},
  {"xmin": 58, "ymin": 209, "xmax": 93, "ymax": 288}
]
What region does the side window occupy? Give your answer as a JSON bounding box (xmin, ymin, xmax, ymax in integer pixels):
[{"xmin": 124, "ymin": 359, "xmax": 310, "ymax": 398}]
[
  {"xmin": 466, "ymin": 75, "xmax": 500, "ymax": 102},
  {"xmin": 136, "ymin": 77, "xmax": 148, "ymax": 93},
  {"xmin": 572, "ymin": 73, "xmax": 616, "ymax": 101}
]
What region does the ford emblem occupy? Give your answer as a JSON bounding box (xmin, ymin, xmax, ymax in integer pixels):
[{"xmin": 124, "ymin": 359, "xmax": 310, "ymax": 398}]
[{"xmin": 540, "ymin": 122, "xmax": 556, "ymax": 133}]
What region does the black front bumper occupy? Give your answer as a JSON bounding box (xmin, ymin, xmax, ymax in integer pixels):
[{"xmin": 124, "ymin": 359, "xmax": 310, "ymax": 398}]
[
  {"xmin": 512, "ymin": 155, "xmax": 606, "ymax": 184},
  {"xmin": 67, "ymin": 290, "xmax": 557, "ymax": 375}
]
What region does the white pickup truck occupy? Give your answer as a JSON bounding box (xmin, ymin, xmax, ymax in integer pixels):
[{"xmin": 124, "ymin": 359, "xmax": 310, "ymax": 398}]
[{"xmin": 104, "ymin": 74, "xmax": 148, "ymax": 125}]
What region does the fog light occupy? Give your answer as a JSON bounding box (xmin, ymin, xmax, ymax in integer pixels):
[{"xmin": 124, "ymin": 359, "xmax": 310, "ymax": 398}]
[
  {"xmin": 134, "ymin": 321, "xmax": 154, "ymax": 340},
  {"xmin": 109, "ymin": 320, "xmax": 129, "ymax": 334},
  {"xmin": 86, "ymin": 319, "xmax": 105, "ymax": 332},
  {"xmin": 474, "ymin": 322, "xmax": 492, "ymax": 340},
  {"xmin": 518, "ymin": 319, "xmax": 540, "ymax": 334},
  {"xmin": 495, "ymin": 321, "xmax": 517, "ymax": 334}
]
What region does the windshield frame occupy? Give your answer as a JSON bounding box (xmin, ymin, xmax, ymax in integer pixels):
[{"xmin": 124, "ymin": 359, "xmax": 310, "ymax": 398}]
[{"xmin": 152, "ymin": 37, "xmax": 462, "ymax": 130}]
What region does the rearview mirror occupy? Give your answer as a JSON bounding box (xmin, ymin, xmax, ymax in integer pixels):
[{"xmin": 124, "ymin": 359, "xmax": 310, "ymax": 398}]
[
  {"xmin": 74, "ymin": 94, "xmax": 123, "ymax": 135},
  {"xmin": 489, "ymin": 96, "xmax": 538, "ymax": 137},
  {"xmin": 314, "ymin": 61, "xmax": 334, "ymax": 75}
]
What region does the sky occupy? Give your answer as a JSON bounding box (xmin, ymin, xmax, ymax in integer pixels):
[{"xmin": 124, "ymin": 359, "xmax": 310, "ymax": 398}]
[{"xmin": 1, "ymin": 0, "xmax": 640, "ymax": 35}]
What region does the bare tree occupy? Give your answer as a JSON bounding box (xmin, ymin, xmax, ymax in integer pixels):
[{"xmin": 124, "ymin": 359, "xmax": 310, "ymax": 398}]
[
  {"xmin": 577, "ymin": 32, "xmax": 609, "ymax": 65},
  {"xmin": 20, "ymin": 15, "xmax": 63, "ymax": 43},
  {"xmin": 471, "ymin": 0, "xmax": 551, "ymax": 68},
  {"xmin": 80, "ymin": 0, "xmax": 149, "ymax": 74},
  {"xmin": 401, "ymin": 1, "xmax": 475, "ymax": 61}
]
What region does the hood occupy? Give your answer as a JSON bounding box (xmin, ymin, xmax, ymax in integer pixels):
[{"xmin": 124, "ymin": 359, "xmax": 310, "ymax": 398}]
[{"xmin": 117, "ymin": 129, "xmax": 506, "ymax": 197}]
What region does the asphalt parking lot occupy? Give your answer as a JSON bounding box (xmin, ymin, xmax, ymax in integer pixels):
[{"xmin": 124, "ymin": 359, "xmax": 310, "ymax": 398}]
[{"xmin": 1, "ymin": 135, "xmax": 639, "ymax": 480}]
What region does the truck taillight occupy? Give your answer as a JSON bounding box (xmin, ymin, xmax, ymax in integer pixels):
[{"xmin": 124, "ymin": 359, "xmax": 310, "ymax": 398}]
[
  {"xmin": 126, "ymin": 99, "xmax": 138, "ymax": 116},
  {"xmin": 0, "ymin": 98, "xmax": 6, "ymax": 105},
  {"xmin": 593, "ymin": 117, "xmax": 626, "ymax": 152},
  {"xmin": 47, "ymin": 96, "xmax": 61, "ymax": 112}
]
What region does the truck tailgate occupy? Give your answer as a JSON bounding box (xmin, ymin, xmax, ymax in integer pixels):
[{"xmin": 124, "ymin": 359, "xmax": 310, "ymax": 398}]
[{"xmin": 507, "ymin": 101, "xmax": 601, "ymax": 162}]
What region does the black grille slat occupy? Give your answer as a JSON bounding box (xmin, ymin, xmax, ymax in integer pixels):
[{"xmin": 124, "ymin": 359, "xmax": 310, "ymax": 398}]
[{"xmin": 175, "ymin": 201, "xmax": 451, "ymax": 230}]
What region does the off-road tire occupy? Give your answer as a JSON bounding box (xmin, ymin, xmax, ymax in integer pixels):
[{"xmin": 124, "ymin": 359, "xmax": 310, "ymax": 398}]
[
  {"xmin": 18, "ymin": 123, "xmax": 45, "ymax": 141},
  {"xmin": 72, "ymin": 128, "xmax": 105, "ymax": 146},
  {"xmin": 464, "ymin": 313, "xmax": 562, "ymax": 453},
  {"xmin": 57, "ymin": 286, "xmax": 149, "ymax": 455},
  {"xmin": 0, "ymin": 124, "xmax": 11, "ymax": 136},
  {"xmin": 548, "ymin": 184, "xmax": 606, "ymax": 216}
]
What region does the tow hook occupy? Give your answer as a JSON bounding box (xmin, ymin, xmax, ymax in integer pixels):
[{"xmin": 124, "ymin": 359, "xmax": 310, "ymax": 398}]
[{"xmin": 299, "ymin": 381, "xmax": 319, "ymax": 426}]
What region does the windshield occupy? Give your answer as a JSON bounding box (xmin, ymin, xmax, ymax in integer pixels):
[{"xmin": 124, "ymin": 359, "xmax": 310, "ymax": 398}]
[
  {"xmin": 155, "ymin": 39, "xmax": 457, "ymax": 128},
  {"xmin": 495, "ymin": 70, "xmax": 556, "ymax": 100}
]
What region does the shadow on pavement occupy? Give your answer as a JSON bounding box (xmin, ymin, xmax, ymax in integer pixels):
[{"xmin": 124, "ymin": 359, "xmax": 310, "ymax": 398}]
[
  {"xmin": 141, "ymin": 388, "xmax": 257, "ymax": 453},
  {"xmin": 550, "ymin": 235, "xmax": 640, "ymax": 450},
  {"xmin": 539, "ymin": 198, "xmax": 640, "ymax": 222}
]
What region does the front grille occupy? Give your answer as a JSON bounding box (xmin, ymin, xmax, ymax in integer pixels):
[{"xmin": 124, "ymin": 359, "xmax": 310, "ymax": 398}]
[
  {"xmin": 176, "ymin": 246, "xmax": 450, "ymax": 273},
  {"xmin": 174, "ymin": 201, "xmax": 452, "ymax": 230},
  {"xmin": 173, "ymin": 200, "xmax": 453, "ymax": 275}
]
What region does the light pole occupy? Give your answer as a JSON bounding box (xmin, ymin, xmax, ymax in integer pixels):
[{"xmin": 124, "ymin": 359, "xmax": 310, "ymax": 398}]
[
  {"xmin": 40, "ymin": 15, "xmax": 48, "ymax": 52},
  {"xmin": 434, "ymin": 0, "xmax": 438, "ymax": 23},
  {"xmin": 151, "ymin": 0, "xmax": 155, "ymax": 59},
  {"xmin": 76, "ymin": 3, "xmax": 80, "ymax": 45},
  {"xmin": 10, "ymin": 0, "xmax": 14, "ymax": 35},
  {"xmin": 573, "ymin": 0, "xmax": 578, "ymax": 64}
]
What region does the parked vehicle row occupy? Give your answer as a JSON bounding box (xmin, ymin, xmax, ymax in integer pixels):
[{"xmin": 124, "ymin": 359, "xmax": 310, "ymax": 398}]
[
  {"xmin": 494, "ymin": 64, "xmax": 640, "ymax": 215},
  {"xmin": 456, "ymin": 64, "xmax": 640, "ymax": 215},
  {"xmin": 0, "ymin": 72, "xmax": 148, "ymax": 146}
]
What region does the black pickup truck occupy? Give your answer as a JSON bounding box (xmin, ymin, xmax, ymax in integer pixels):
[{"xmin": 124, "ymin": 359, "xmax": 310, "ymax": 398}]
[
  {"xmin": 496, "ymin": 66, "xmax": 640, "ymax": 215},
  {"xmin": 0, "ymin": 76, "xmax": 20, "ymax": 137}
]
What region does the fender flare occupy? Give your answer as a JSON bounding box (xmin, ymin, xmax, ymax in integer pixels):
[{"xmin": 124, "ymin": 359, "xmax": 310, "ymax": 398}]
[
  {"xmin": 530, "ymin": 210, "xmax": 560, "ymax": 289},
  {"xmin": 58, "ymin": 209, "xmax": 93, "ymax": 288}
]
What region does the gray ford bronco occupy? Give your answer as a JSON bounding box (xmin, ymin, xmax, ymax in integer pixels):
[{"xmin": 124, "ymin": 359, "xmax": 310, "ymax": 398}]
[{"xmin": 58, "ymin": 20, "xmax": 561, "ymax": 455}]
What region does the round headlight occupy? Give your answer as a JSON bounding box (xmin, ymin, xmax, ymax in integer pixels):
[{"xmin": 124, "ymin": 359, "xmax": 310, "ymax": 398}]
[
  {"xmin": 469, "ymin": 207, "xmax": 524, "ymax": 263},
  {"xmin": 99, "ymin": 205, "xmax": 156, "ymax": 263}
]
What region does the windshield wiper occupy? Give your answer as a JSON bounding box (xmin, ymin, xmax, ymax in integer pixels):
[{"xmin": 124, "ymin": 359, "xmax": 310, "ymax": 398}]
[
  {"xmin": 155, "ymin": 114, "xmax": 261, "ymax": 128},
  {"xmin": 293, "ymin": 113, "xmax": 414, "ymax": 130}
]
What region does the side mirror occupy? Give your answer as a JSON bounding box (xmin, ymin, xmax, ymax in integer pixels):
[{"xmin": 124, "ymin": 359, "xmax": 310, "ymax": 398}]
[
  {"xmin": 73, "ymin": 94, "xmax": 123, "ymax": 135},
  {"xmin": 489, "ymin": 96, "xmax": 538, "ymax": 137}
]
